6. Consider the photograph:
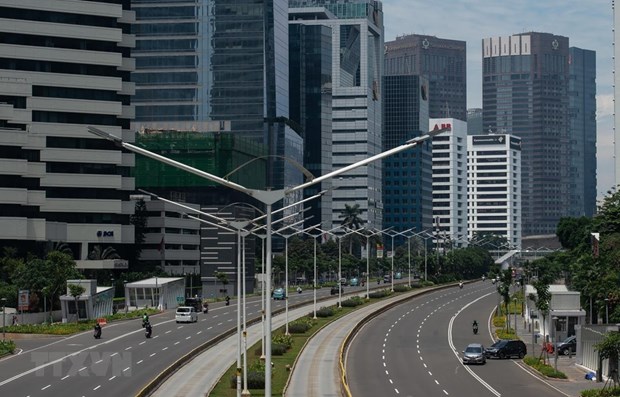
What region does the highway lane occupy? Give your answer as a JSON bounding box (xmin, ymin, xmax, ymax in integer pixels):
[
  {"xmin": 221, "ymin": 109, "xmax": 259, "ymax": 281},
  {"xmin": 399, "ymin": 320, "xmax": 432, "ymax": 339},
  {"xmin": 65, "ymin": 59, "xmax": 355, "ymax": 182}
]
[
  {"xmin": 0, "ymin": 285, "xmax": 366, "ymax": 397},
  {"xmin": 346, "ymin": 281, "xmax": 568, "ymax": 397}
]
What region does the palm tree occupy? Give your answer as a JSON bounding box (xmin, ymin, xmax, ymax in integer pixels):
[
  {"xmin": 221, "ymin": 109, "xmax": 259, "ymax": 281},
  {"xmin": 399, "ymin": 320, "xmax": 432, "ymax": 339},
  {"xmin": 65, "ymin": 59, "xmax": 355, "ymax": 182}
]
[
  {"xmin": 88, "ymin": 245, "xmax": 121, "ymax": 260},
  {"xmin": 339, "ymin": 204, "xmax": 363, "ymax": 254}
]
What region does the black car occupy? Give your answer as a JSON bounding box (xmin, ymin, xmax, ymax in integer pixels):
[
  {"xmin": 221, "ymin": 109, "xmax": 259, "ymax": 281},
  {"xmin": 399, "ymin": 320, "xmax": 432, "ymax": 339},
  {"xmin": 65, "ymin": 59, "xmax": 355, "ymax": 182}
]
[
  {"xmin": 184, "ymin": 297, "xmax": 202, "ymax": 312},
  {"xmin": 556, "ymin": 336, "xmax": 577, "ymax": 355},
  {"xmin": 330, "ymin": 286, "xmax": 342, "ymax": 295},
  {"xmin": 485, "ymin": 339, "xmax": 527, "ymax": 359}
]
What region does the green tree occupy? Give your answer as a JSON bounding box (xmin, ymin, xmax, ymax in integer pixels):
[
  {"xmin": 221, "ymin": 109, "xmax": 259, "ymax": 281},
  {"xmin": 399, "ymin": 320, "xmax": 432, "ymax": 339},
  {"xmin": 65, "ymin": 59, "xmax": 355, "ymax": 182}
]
[
  {"xmin": 531, "ymin": 277, "xmax": 551, "ymax": 363},
  {"xmin": 68, "ymin": 283, "xmax": 86, "ymax": 322},
  {"xmin": 88, "ymin": 245, "xmax": 121, "ymax": 260},
  {"xmin": 594, "ymin": 331, "xmax": 620, "ymax": 387},
  {"xmin": 556, "ymin": 217, "xmax": 592, "ymax": 251},
  {"xmin": 338, "ymin": 204, "xmax": 363, "ymax": 254}
]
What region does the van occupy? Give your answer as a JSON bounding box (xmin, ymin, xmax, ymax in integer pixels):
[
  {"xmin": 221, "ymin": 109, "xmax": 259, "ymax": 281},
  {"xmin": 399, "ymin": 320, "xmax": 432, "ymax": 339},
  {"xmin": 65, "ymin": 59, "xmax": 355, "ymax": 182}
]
[
  {"xmin": 184, "ymin": 297, "xmax": 202, "ymax": 312},
  {"xmin": 175, "ymin": 306, "xmax": 198, "ymax": 323}
]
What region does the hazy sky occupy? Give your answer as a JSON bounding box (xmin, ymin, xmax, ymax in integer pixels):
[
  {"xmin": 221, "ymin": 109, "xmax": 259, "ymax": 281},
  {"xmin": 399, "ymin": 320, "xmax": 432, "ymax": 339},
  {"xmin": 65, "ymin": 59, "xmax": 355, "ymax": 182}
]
[{"xmin": 382, "ymin": 0, "xmax": 615, "ymax": 201}]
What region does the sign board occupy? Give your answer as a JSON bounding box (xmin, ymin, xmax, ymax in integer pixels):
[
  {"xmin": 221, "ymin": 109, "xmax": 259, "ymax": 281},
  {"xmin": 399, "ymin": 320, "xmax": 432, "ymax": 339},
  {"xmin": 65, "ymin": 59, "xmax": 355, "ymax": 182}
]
[
  {"xmin": 18, "ymin": 290, "xmax": 29, "ymax": 311},
  {"xmin": 176, "ymin": 296, "xmax": 184, "ymax": 304}
]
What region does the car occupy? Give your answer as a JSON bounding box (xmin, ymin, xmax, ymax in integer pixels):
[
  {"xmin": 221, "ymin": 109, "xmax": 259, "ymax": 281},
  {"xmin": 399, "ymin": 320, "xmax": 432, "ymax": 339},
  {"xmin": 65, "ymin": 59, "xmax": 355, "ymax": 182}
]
[
  {"xmin": 462, "ymin": 343, "xmax": 486, "ymax": 365},
  {"xmin": 339, "ymin": 278, "xmax": 348, "ymax": 286},
  {"xmin": 330, "ymin": 286, "xmax": 341, "ymax": 295},
  {"xmin": 272, "ymin": 288, "xmax": 286, "ymax": 300},
  {"xmin": 349, "ymin": 278, "xmax": 359, "ymax": 286},
  {"xmin": 383, "ymin": 274, "xmax": 391, "ymax": 283},
  {"xmin": 175, "ymin": 306, "xmax": 198, "ymax": 323},
  {"xmin": 394, "ymin": 272, "xmax": 402, "ymax": 279},
  {"xmin": 556, "ymin": 335, "xmax": 577, "ymax": 355},
  {"xmin": 184, "ymin": 297, "xmax": 202, "ymax": 312},
  {"xmin": 485, "ymin": 339, "xmax": 527, "ymax": 359}
]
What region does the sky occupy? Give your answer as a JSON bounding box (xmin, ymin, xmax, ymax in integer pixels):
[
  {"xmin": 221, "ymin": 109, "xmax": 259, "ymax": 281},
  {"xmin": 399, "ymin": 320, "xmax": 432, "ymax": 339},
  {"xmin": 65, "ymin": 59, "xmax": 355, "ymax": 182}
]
[{"xmin": 381, "ymin": 0, "xmax": 615, "ymax": 201}]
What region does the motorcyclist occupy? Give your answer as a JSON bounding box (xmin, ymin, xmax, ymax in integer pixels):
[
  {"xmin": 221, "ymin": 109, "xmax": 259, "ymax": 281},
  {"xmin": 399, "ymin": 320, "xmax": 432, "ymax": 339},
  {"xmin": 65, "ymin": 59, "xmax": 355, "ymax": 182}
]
[
  {"xmin": 482, "ymin": 275, "xmax": 486, "ymax": 282},
  {"xmin": 145, "ymin": 321, "xmax": 152, "ymax": 338},
  {"xmin": 472, "ymin": 320, "xmax": 479, "ymax": 334},
  {"xmin": 225, "ymin": 295, "xmax": 230, "ymax": 306},
  {"xmin": 142, "ymin": 312, "xmax": 149, "ymax": 327},
  {"xmin": 459, "ymin": 281, "xmax": 463, "ymax": 289},
  {"xmin": 296, "ymin": 286, "xmax": 302, "ymax": 294},
  {"xmin": 94, "ymin": 322, "xmax": 102, "ymax": 339}
]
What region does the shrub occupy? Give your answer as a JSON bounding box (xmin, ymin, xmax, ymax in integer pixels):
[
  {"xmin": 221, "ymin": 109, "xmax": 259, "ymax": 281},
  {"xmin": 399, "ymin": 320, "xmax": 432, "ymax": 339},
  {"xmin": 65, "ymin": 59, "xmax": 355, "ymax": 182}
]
[
  {"xmin": 523, "ymin": 355, "xmax": 567, "ymax": 379},
  {"xmin": 369, "ymin": 289, "xmax": 391, "ymax": 299},
  {"xmin": 393, "ymin": 284, "xmax": 410, "ymax": 293},
  {"xmin": 0, "ymin": 339, "xmax": 16, "ymax": 356},
  {"xmin": 288, "ymin": 319, "xmax": 313, "ymax": 334},
  {"xmin": 314, "ymin": 306, "xmax": 335, "ymax": 318},
  {"xmin": 493, "ymin": 315, "xmax": 506, "ymax": 328},
  {"xmin": 581, "ymin": 387, "xmax": 620, "ymax": 397},
  {"xmin": 272, "ymin": 333, "xmax": 293, "ymax": 349},
  {"xmin": 272, "ymin": 343, "xmax": 288, "ymax": 356},
  {"xmin": 341, "ymin": 296, "xmax": 364, "ymax": 307}
]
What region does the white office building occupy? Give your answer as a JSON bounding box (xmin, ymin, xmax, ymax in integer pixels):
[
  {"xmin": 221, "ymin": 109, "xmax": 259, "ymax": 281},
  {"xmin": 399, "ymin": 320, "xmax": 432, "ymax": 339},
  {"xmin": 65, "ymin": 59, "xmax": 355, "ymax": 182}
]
[
  {"xmin": 467, "ymin": 134, "xmax": 522, "ymax": 248},
  {"xmin": 431, "ymin": 118, "xmax": 468, "ymax": 247},
  {"xmin": 0, "ymin": 0, "xmax": 136, "ymax": 260},
  {"xmin": 289, "ymin": 1, "xmax": 385, "ymax": 228}
]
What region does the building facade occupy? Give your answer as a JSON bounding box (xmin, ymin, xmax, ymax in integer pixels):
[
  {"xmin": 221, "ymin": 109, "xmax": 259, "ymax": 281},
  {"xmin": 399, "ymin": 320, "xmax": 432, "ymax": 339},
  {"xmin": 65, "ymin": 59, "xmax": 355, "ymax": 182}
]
[
  {"xmin": 384, "ymin": 34, "xmax": 467, "ymax": 121},
  {"xmin": 467, "ymin": 134, "xmax": 522, "ymax": 249},
  {"xmin": 482, "ymin": 33, "xmax": 570, "ymax": 236},
  {"xmin": 0, "ymin": 0, "xmax": 135, "ymax": 259},
  {"xmin": 289, "ymin": 1, "xmax": 385, "ymax": 229},
  {"xmin": 568, "ymin": 47, "xmax": 597, "ymax": 218},
  {"xmin": 289, "ymin": 23, "xmax": 334, "ymax": 230},
  {"xmin": 430, "ymin": 118, "xmax": 468, "ymax": 247},
  {"xmin": 381, "ymin": 74, "xmax": 431, "ymax": 245},
  {"xmin": 467, "ymin": 108, "xmax": 483, "ymax": 135}
]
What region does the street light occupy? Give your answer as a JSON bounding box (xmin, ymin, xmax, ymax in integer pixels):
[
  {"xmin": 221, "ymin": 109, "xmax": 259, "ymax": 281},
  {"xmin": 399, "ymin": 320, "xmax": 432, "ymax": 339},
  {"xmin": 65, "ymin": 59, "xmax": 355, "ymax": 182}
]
[
  {"xmin": 1, "ymin": 297, "xmax": 6, "ymax": 340},
  {"xmin": 349, "ymin": 227, "xmax": 390, "ymax": 299},
  {"xmin": 88, "ymin": 125, "xmax": 449, "ymax": 397},
  {"xmin": 605, "ymin": 298, "xmax": 610, "ymax": 324},
  {"xmin": 552, "ymin": 316, "xmax": 559, "ymax": 372},
  {"xmin": 384, "ymin": 228, "xmax": 414, "ymax": 292},
  {"xmin": 273, "ymin": 221, "xmax": 317, "ymax": 334},
  {"xmin": 319, "ymin": 227, "xmax": 357, "ymax": 308}
]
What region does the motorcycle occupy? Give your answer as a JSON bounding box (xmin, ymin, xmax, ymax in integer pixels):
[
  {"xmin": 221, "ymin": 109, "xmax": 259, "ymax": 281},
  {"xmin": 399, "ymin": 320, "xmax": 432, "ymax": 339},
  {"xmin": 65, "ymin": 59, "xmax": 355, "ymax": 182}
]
[
  {"xmin": 145, "ymin": 322, "xmax": 152, "ymax": 338},
  {"xmin": 473, "ymin": 324, "xmax": 478, "ymax": 334},
  {"xmin": 482, "ymin": 276, "xmax": 486, "ymax": 282},
  {"xmin": 94, "ymin": 324, "xmax": 102, "ymax": 339},
  {"xmin": 459, "ymin": 282, "xmax": 463, "ymax": 289},
  {"xmin": 225, "ymin": 296, "xmax": 230, "ymax": 306}
]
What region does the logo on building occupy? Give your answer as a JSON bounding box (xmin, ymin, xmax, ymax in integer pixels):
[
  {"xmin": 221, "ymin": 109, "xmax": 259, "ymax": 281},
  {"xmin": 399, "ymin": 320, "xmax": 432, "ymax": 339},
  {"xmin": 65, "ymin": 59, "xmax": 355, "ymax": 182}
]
[
  {"xmin": 433, "ymin": 123, "xmax": 452, "ymax": 131},
  {"xmin": 551, "ymin": 39, "xmax": 559, "ymax": 50},
  {"xmin": 422, "ymin": 38, "xmax": 430, "ymax": 49},
  {"xmin": 97, "ymin": 230, "xmax": 114, "ymax": 237}
]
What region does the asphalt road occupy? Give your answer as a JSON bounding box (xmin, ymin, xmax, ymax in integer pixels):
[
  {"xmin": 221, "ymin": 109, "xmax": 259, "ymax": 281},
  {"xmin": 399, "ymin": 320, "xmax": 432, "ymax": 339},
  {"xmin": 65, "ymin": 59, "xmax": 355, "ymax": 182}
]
[
  {"xmin": 0, "ymin": 285, "xmax": 365, "ymax": 397},
  {"xmin": 347, "ymin": 281, "xmax": 568, "ymax": 397}
]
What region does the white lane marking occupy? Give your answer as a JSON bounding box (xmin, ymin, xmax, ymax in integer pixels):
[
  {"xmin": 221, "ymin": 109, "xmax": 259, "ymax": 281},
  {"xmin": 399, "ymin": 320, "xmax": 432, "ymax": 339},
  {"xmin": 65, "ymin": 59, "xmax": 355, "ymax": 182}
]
[
  {"xmin": 218, "ymin": 322, "xmax": 224, "ymax": 326},
  {"xmin": 162, "ymin": 347, "xmax": 168, "ymax": 351},
  {"xmin": 395, "ymin": 389, "xmax": 399, "ymax": 394},
  {"xmin": 137, "ymin": 360, "xmax": 143, "ymax": 364},
  {"xmin": 443, "ymin": 390, "xmax": 449, "ymax": 395},
  {"xmin": 125, "ymin": 346, "xmax": 132, "ymax": 350},
  {"xmin": 139, "ymin": 341, "xmax": 146, "ymax": 345},
  {"xmin": 110, "ymin": 352, "xmax": 118, "ymax": 357},
  {"xmin": 447, "ymin": 292, "xmax": 501, "ymax": 397},
  {"xmin": 78, "ymin": 367, "xmax": 87, "ymax": 372},
  {"xmin": 123, "ymin": 367, "xmax": 130, "ymax": 372},
  {"xmin": 165, "ymin": 330, "xmax": 171, "ymax": 334},
  {"xmin": 186, "ymin": 336, "xmax": 191, "ymax": 340},
  {"xmin": 41, "ymin": 384, "xmax": 51, "ymax": 390},
  {"xmin": 61, "ymin": 375, "xmax": 70, "ymax": 380},
  {"xmin": 95, "ymin": 359, "xmax": 103, "ymax": 364},
  {"xmin": 93, "ymin": 385, "xmax": 101, "ymax": 391},
  {"xmin": 153, "ymin": 335, "xmax": 159, "ymax": 339},
  {"xmin": 428, "ymin": 371, "xmax": 432, "ymax": 376},
  {"xmin": 197, "ymin": 330, "xmax": 202, "ymax": 335},
  {"xmin": 174, "ymin": 341, "xmax": 180, "ymax": 345},
  {"xmin": 435, "ymin": 380, "xmax": 439, "ymax": 385},
  {"xmin": 109, "ymin": 375, "xmax": 116, "ymax": 381},
  {"xmin": 150, "ymin": 353, "xmax": 156, "ymax": 357}
]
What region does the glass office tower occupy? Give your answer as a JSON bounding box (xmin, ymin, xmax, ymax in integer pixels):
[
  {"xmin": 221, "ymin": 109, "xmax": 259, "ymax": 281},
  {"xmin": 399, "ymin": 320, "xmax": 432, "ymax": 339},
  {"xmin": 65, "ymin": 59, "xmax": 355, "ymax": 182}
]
[
  {"xmin": 482, "ymin": 33, "xmax": 571, "ymax": 236},
  {"xmin": 568, "ymin": 47, "xmax": 597, "ymax": 218}
]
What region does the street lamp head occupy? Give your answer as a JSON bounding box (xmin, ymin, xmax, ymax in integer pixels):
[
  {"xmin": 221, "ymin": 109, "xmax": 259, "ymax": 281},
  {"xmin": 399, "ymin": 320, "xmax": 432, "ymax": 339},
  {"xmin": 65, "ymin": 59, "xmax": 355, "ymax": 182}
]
[{"xmin": 88, "ymin": 126, "xmax": 123, "ymax": 146}]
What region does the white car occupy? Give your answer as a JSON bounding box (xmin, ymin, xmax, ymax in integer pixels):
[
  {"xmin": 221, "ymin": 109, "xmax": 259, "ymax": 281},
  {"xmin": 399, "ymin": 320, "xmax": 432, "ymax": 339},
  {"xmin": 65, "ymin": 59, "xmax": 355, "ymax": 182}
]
[{"xmin": 175, "ymin": 306, "xmax": 198, "ymax": 323}]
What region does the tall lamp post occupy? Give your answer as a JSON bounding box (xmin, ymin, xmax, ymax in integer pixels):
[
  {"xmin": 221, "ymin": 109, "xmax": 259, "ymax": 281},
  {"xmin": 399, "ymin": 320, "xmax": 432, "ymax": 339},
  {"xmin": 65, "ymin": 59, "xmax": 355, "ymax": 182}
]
[
  {"xmin": 552, "ymin": 316, "xmax": 559, "ymax": 372},
  {"xmin": 384, "ymin": 228, "xmax": 414, "ymax": 291},
  {"xmin": 319, "ymin": 227, "xmax": 357, "ymax": 308},
  {"xmin": 1, "ymin": 297, "xmax": 6, "ymax": 340},
  {"xmin": 88, "ymin": 125, "xmax": 449, "ymax": 397},
  {"xmin": 350, "ymin": 227, "xmax": 390, "ymax": 299}
]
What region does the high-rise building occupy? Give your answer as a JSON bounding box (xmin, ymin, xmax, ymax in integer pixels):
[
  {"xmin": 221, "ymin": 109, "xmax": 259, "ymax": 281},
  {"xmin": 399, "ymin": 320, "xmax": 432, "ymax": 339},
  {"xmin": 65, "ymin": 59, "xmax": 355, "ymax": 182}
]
[
  {"xmin": 289, "ymin": 1, "xmax": 385, "ymax": 229},
  {"xmin": 430, "ymin": 118, "xmax": 468, "ymax": 247},
  {"xmin": 132, "ymin": 0, "xmax": 302, "ymax": 193},
  {"xmin": 482, "ymin": 33, "xmax": 571, "ymax": 236},
  {"xmin": 568, "ymin": 47, "xmax": 597, "ymax": 218},
  {"xmin": 0, "ymin": 0, "xmax": 135, "ymax": 260},
  {"xmin": 467, "ymin": 134, "xmax": 522, "ymax": 249},
  {"xmin": 382, "ymin": 74, "xmax": 431, "ymax": 244},
  {"xmin": 384, "ymin": 34, "xmax": 467, "ymax": 121},
  {"xmin": 467, "ymin": 108, "xmax": 484, "ymax": 135},
  {"xmin": 289, "ymin": 23, "xmax": 334, "ymax": 230}
]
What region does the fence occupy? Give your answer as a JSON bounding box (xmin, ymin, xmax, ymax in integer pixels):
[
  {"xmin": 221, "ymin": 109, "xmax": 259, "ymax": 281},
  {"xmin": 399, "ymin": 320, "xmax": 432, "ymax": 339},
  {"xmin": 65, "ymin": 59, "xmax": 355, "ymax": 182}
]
[
  {"xmin": 1, "ymin": 310, "xmax": 63, "ymax": 326},
  {"xmin": 577, "ymin": 324, "xmax": 620, "ymax": 381}
]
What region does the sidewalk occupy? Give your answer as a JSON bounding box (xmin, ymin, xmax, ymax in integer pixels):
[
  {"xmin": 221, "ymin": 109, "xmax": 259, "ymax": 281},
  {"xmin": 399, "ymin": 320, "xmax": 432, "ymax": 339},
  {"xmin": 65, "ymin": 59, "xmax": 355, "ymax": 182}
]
[{"xmin": 512, "ymin": 316, "xmax": 603, "ymax": 397}]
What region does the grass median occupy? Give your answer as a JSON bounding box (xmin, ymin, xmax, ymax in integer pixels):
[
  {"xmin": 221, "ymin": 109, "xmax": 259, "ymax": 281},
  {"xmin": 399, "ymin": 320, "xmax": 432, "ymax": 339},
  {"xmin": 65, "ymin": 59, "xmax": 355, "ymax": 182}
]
[{"xmin": 209, "ymin": 285, "xmax": 419, "ymax": 396}]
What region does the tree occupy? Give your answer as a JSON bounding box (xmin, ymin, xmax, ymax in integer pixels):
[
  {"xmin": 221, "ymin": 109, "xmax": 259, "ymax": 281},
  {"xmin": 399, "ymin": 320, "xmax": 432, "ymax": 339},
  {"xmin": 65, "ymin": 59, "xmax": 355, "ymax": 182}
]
[
  {"xmin": 497, "ymin": 268, "xmax": 513, "ymax": 331},
  {"xmin": 594, "ymin": 331, "xmax": 620, "ymax": 387},
  {"xmin": 68, "ymin": 283, "xmax": 86, "ymax": 322},
  {"xmin": 531, "ymin": 278, "xmax": 551, "ymax": 363},
  {"xmin": 88, "ymin": 245, "xmax": 121, "ymax": 260}
]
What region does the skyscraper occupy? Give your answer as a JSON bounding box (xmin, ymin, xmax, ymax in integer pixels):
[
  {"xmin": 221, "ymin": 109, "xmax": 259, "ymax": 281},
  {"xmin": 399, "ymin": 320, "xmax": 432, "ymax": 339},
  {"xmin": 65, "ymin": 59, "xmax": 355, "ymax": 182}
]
[
  {"xmin": 384, "ymin": 34, "xmax": 467, "ymax": 121},
  {"xmin": 0, "ymin": 0, "xmax": 135, "ymax": 260},
  {"xmin": 289, "ymin": 1, "xmax": 385, "ymax": 228},
  {"xmin": 289, "ymin": 23, "xmax": 334, "ymax": 230},
  {"xmin": 132, "ymin": 0, "xmax": 302, "ymax": 192},
  {"xmin": 483, "ymin": 33, "xmax": 571, "ymax": 236},
  {"xmin": 569, "ymin": 47, "xmax": 597, "ymax": 218}
]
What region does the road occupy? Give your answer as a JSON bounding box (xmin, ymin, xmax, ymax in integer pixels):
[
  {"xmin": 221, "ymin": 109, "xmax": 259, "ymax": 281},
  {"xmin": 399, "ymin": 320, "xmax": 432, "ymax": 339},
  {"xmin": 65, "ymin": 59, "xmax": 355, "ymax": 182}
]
[
  {"xmin": 0, "ymin": 285, "xmax": 364, "ymax": 397},
  {"xmin": 346, "ymin": 281, "xmax": 568, "ymax": 397}
]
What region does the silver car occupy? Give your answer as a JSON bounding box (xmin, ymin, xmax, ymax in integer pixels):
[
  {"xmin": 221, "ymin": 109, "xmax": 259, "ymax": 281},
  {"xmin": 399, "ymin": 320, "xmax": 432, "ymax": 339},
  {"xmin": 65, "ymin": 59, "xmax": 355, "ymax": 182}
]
[{"xmin": 463, "ymin": 343, "xmax": 486, "ymax": 365}]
